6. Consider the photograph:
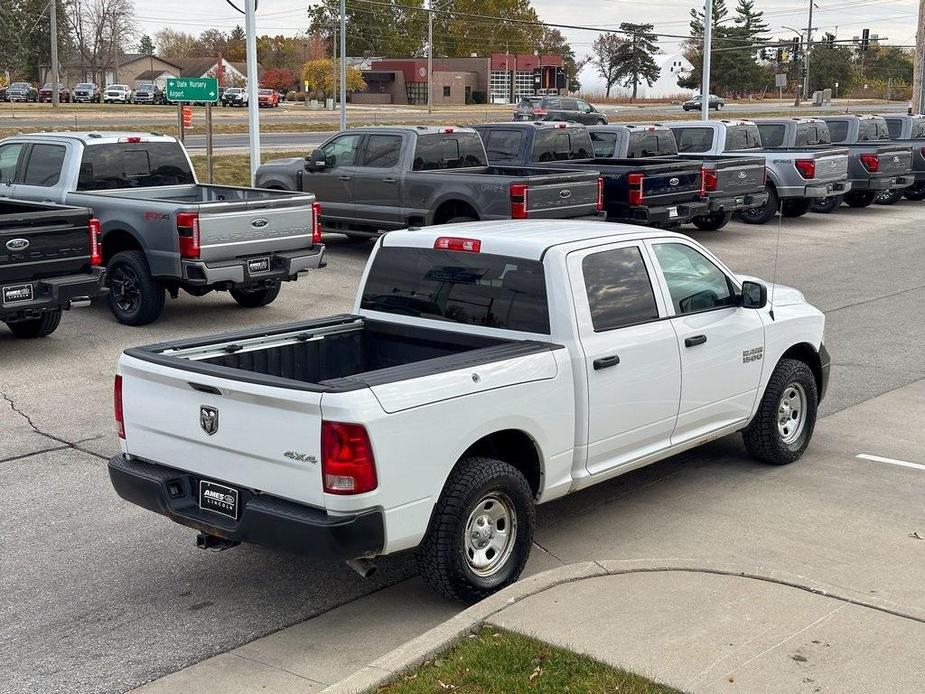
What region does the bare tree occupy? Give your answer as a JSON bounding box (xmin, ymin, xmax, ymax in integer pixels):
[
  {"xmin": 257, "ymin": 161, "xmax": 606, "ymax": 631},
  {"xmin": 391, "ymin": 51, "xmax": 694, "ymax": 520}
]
[
  {"xmin": 67, "ymin": 0, "xmax": 137, "ymax": 84},
  {"xmin": 592, "ymin": 33, "xmax": 626, "ymax": 98}
]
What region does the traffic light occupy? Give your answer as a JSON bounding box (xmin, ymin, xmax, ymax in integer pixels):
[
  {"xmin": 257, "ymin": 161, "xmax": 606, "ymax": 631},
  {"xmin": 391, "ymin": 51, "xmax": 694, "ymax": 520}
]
[
  {"xmin": 860, "ymin": 28, "xmax": 870, "ymax": 51},
  {"xmin": 776, "ymin": 47, "xmax": 783, "ymax": 63},
  {"xmin": 823, "ymin": 33, "xmax": 835, "ymax": 49},
  {"xmin": 791, "ymin": 37, "xmax": 801, "ymax": 58}
]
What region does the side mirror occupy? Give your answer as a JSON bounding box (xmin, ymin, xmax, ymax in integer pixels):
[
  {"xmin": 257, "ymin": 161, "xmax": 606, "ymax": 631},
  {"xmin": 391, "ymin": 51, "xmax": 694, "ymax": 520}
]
[
  {"xmin": 741, "ymin": 280, "xmax": 768, "ymax": 309},
  {"xmin": 305, "ymin": 148, "xmax": 327, "ymax": 171}
]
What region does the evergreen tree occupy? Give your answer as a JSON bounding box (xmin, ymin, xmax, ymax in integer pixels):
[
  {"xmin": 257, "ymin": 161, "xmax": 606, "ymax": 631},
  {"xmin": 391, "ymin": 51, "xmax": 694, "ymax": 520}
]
[
  {"xmin": 612, "ymin": 23, "xmax": 660, "ymax": 100},
  {"xmin": 138, "ymin": 35, "xmax": 155, "ymax": 55},
  {"xmin": 733, "ymin": 0, "xmax": 769, "ymax": 41}
]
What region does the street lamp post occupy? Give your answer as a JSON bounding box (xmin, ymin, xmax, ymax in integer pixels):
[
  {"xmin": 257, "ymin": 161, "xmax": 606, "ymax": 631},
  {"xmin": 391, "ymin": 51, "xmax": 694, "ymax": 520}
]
[
  {"xmin": 782, "ymin": 26, "xmax": 804, "ymax": 107},
  {"xmin": 702, "ymin": 0, "xmax": 713, "ymax": 120}
]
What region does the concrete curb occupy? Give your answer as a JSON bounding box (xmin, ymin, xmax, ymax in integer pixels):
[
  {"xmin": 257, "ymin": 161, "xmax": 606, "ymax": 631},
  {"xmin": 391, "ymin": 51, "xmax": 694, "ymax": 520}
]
[{"xmin": 322, "ymin": 557, "xmax": 925, "ymax": 693}]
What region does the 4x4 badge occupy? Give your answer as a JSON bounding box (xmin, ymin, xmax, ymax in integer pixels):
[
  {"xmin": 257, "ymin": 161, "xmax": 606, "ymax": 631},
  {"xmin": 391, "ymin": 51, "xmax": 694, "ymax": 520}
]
[{"xmin": 200, "ymin": 406, "xmax": 219, "ymax": 435}]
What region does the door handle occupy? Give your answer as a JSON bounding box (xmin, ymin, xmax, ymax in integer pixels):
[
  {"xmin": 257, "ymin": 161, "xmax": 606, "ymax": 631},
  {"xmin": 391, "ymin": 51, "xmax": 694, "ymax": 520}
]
[
  {"xmin": 382, "ymin": 177, "xmax": 397, "ymax": 183},
  {"xmin": 593, "ymin": 354, "xmax": 621, "ymax": 370},
  {"xmin": 685, "ymin": 335, "xmax": 707, "ymax": 348},
  {"xmin": 337, "ymin": 175, "xmax": 352, "ymax": 181}
]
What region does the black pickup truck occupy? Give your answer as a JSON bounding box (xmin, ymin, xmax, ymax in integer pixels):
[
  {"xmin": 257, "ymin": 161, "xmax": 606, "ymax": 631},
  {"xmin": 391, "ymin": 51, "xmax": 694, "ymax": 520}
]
[
  {"xmin": 590, "ymin": 124, "xmax": 768, "ymax": 230},
  {"xmin": 473, "ymin": 122, "xmax": 709, "ymax": 228},
  {"xmin": 1, "ymin": 200, "xmax": 106, "ymax": 338}
]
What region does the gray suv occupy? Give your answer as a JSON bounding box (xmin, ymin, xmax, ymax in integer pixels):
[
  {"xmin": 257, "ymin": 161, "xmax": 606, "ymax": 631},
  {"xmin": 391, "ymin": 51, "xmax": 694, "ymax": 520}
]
[{"xmin": 513, "ymin": 96, "xmax": 608, "ymax": 125}]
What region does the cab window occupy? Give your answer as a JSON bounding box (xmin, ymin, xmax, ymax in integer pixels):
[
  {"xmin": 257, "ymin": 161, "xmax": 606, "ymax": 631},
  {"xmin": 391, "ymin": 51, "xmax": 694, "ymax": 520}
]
[
  {"xmin": 22, "ymin": 144, "xmax": 66, "ymax": 187},
  {"xmin": 590, "ymin": 132, "xmax": 617, "ymax": 158},
  {"xmin": 322, "ymin": 134, "xmax": 362, "ymax": 168},
  {"xmin": 0, "ymin": 143, "xmax": 25, "ymax": 182},
  {"xmin": 361, "ymin": 134, "xmax": 402, "ymax": 168},
  {"xmin": 626, "ymin": 131, "xmax": 677, "ymax": 157},
  {"xmin": 483, "ymin": 130, "xmax": 524, "ymax": 162},
  {"xmin": 583, "ymin": 247, "xmax": 660, "ymax": 331},
  {"xmin": 412, "ymin": 133, "xmax": 486, "ymax": 170},
  {"xmin": 653, "ymin": 243, "xmax": 735, "ymax": 315},
  {"xmin": 674, "ymin": 127, "xmax": 714, "ymax": 153},
  {"xmin": 885, "ymin": 119, "xmax": 903, "ymax": 139},
  {"xmin": 826, "ymin": 120, "xmax": 849, "ymax": 142},
  {"xmin": 724, "ymin": 125, "xmax": 762, "ymax": 150},
  {"xmin": 757, "ymin": 124, "xmax": 785, "ymax": 147}
]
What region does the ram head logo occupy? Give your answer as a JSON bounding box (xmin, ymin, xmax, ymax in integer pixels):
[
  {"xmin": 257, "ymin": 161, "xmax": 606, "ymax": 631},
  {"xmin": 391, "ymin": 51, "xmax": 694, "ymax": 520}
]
[{"xmin": 200, "ymin": 406, "xmax": 219, "ymax": 436}]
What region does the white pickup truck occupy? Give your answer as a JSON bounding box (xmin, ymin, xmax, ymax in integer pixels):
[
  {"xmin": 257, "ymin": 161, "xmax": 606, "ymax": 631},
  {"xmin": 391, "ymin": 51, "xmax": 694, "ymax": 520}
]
[{"xmin": 109, "ymin": 221, "xmax": 830, "ymax": 601}]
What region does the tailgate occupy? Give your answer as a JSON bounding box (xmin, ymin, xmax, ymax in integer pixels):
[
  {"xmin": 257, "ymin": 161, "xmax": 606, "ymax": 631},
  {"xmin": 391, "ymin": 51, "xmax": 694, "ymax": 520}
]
[
  {"xmin": 0, "ymin": 205, "xmax": 91, "ymax": 284},
  {"xmin": 814, "ymin": 152, "xmax": 849, "ymax": 183},
  {"xmin": 119, "ymin": 355, "xmax": 327, "ymax": 508},
  {"xmin": 639, "ymin": 167, "xmax": 702, "ymax": 203},
  {"xmin": 523, "ymin": 177, "xmax": 599, "ymax": 217},
  {"xmin": 197, "ymin": 202, "xmax": 314, "ymax": 262},
  {"xmin": 710, "ymin": 158, "xmax": 765, "ymax": 195},
  {"xmin": 875, "ymin": 146, "xmax": 913, "ymax": 176}
]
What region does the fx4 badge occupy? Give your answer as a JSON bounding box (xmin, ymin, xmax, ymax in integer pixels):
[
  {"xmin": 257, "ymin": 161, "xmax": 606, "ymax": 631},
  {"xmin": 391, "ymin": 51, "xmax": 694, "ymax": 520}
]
[
  {"xmin": 742, "ymin": 347, "xmax": 764, "ymax": 364},
  {"xmin": 200, "ymin": 406, "xmax": 219, "ymax": 435},
  {"xmin": 285, "ymin": 451, "xmax": 318, "ymax": 464}
]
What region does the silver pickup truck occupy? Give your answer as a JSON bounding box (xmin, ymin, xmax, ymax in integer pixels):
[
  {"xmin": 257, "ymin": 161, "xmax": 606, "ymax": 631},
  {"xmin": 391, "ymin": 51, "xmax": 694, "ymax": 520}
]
[
  {"xmin": 666, "ymin": 120, "xmax": 851, "ymax": 225},
  {"xmin": 0, "ymin": 133, "xmax": 323, "ymax": 325}
]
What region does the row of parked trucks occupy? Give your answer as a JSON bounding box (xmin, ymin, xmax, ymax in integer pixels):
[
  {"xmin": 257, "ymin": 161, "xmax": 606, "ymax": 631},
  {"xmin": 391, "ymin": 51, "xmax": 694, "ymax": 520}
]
[{"xmin": 1, "ymin": 114, "xmax": 922, "ymax": 339}]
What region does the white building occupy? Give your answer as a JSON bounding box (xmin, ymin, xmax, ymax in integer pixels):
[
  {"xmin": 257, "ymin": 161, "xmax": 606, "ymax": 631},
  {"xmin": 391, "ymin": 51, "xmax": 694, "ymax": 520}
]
[{"xmin": 578, "ymin": 52, "xmax": 696, "ymax": 99}]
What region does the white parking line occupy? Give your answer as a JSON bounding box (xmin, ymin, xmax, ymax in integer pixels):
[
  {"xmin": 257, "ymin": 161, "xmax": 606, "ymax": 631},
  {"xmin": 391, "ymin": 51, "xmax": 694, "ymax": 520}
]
[{"xmin": 856, "ymin": 454, "xmax": 925, "ymax": 472}]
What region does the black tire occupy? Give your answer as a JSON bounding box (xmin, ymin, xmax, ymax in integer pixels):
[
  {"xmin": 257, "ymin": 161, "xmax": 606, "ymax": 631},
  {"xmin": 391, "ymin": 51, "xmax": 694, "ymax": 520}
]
[
  {"xmin": 5, "ymin": 310, "xmax": 61, "ymax": 338},
  {"xmin": 844, "ymin": 191, "xmax": 877, "ymax": 208},
  {"xmin": 736, "ymin": 185, "xmax": 779, "ymax": 225},
  {"xmin": 445, "ymin": 216, "xmax": 478, "ymax": 224},
  {"xmin": 691, "ymin": 212, "xmax": 732, "ymax": 231},
  {"xmin": 811, "ymin": 195, "xmax": 843, "ymax": 213},
  {"xmin": 230, "ymin": 283, "xmax": 281, "ymax": 308},
  {"xmin": 874, "ymin": 188, "xmax": 904, "ymax": 205},
  {"xmin": 418, "ymin": 456, "xmax": 535, "ymax": 603},
  {"xmin": 107, "ymin": 250, "xmax": 166, "ymax": 326},
  {"xmin": 743, "ymin": 358, "xmax": 818, "ymax": 465},
  {"xmin": 903, "ymin": 183, "xmax": 925, "ymax": 201},
  {"xmin": 780, "ymin": 198, "xmax": 813, "ymax": 218}
]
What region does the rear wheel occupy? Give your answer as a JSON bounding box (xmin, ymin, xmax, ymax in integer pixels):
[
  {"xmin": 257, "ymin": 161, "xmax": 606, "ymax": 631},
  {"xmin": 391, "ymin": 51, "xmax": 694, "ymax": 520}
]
[
  {"xmin": 903, "ymin": 183, "xmax": 925, "ymax": 201},
  {"xmin": 230, "ymin": 283, "xmax": 281, "ymax": 308},
  {"xmin": 691, "ymin": 212, "xmax": 732, "ymax": 231},
  {"xmin": 736, "ymin": 185, "xmax": 779, "ymax": 225},
  {"xmin": 418, "ymin": 457, "xmax": 535, "ymax": 603},
  {"xmin": 780, "ymin": 198, "xmax": 813, "ymax": 218},
  {"xmin": 844, "ymin": 191, "xmax": 877, "ymax": 208},
  {"xmin": 875, "ymin": 188, "xmax": 904, "ymax": 205},
  {"xmin": 811, "ymin": 195, "xmax": 843, "ymax": 213},
  {"xmin": 5, "ymin": 310, "xmax": 62, "ymax": 338},
  {"xmin": 107, "ymin": 251, "xmax": 166, "ymax": 326}
]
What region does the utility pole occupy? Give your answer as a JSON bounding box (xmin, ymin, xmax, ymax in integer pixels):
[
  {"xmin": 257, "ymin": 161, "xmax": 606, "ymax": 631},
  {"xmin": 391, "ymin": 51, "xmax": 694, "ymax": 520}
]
[
  {"xmin": 332, "ymin": 22, "xmax": 338, "ymax": 112},
  {"xmin": 427, "ymin": 0, "xmax": 433, "ymax": 114},
  {"xmin": 702, "ymin": 0, "xmax": 713, "ymax": 120},
  {"xmin": 49, "ymin": 0, "xmax": 59, "ymax": 107},
  {"xmin": 914, "ymin": 0, "xmax": 925, "ymax": 114},
  {"xmin": 339, "ymin": 0, "xmax": 346, "ymax": 130},
  {"xmin": 803, "ymin": 0, "xmax": 814, "ymax": 100},
  {"xmin": 245, "ymin": 0, "xmax": 260, "ymax": 186}
]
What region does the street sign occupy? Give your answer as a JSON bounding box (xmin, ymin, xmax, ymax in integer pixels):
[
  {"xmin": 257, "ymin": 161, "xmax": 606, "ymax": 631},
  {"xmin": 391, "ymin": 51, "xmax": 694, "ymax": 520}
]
[
  {"xmin": 165, "ymin": 77, "xmax": 219, "ymax": 103},
  {"xmin": 775, "ymin": 73, "xmax": 788, "ymax": 88}
]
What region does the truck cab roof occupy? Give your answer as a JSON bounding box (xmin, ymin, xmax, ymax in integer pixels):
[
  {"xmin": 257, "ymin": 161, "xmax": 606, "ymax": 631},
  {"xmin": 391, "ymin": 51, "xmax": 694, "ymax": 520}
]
[{"xmin": 4, "ymin": 131, "xmax": 178, "ymax": 145}]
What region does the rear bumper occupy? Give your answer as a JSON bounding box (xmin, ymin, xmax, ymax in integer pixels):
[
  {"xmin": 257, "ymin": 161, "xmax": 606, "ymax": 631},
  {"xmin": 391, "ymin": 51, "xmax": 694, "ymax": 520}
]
[
  {"xmin": 850, "ymin": 175, "xmax": 915, "ymax": 191},
  {"xmin": 0, "ymin": 267, "xmax": 106, "ymax": 321},
  {"xmin": 180, "ymin": 245, "xmax": 325, "ymax": 286},
  {"xmin": 779, "ymin": 180, "xmax": 852, "ymax": 199},
  {"xmin": 108, "ymin": 454, "xmax": 385, "ymax": 560},
  {"xmin": 615, "ymin": 200, "xmax": 710, "ymax": 226},
  {"xmin": 706, "ymin": 190, "xmax": 769, "ymax": 213}
]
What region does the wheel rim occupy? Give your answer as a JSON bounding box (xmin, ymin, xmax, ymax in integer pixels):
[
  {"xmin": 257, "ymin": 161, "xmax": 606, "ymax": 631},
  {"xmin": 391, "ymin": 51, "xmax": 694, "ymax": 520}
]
[
  {"xmin": 464, "ymin": 492, "xmax": 517, "ymax": 577},
  {"xmin": 740, "ymin": 203, "xmax": 766, "ymax": 219},
  {"xmin": 110, "ymin": 265, "xmax": 141, "ymax": 314},
  {"xmin": 777, "ymin": 382, "xmax": 807, "ymax": 445}
]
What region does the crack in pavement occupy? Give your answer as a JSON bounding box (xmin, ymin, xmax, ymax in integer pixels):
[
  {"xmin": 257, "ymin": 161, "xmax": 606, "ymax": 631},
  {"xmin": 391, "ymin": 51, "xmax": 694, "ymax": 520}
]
[{"xmin": 1, "ymin": 391, "xmax": 108, "ymax": 462}]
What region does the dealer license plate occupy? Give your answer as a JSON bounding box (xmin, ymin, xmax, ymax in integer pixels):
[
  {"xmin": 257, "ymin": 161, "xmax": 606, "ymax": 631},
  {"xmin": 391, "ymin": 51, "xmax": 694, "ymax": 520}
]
[
  {"xmin": 199, "ymin": 480, "xmax": 239, "ymax": 520},
  {"xmin": 2, "ymin": 283, "xmax": 33, "ymax": 305},
  {"xmin": 247, "ymin": 257, "xmax": 271, "ymax": 274}
]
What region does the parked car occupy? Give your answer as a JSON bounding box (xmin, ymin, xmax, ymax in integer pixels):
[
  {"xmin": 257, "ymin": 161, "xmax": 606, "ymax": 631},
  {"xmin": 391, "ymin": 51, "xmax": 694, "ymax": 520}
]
[
  {"xmin": 513, "ymin": 96, "xmax": 608, "ymax": 125},
  {"xmin": 7, "ymin": 82, "xmax": 38, "ymax": 103},
  {"xmin": 221, "ymin": 87, "xmax": 248, "ymax": 107},
  {"xmin": 665, "ymin": 120, "xmax": 851, "ymax": 224},
  {"xmin": 0, "ymin": 85, "xmax": 8, "ymax": 102},
  {"xmin": 103, "ymin": 84, "xmax": 133, "ymax": 104},
  {"xmin": 257, "ymin": 88, "xmax": 280, "ymax": 108},
  {"xmin": 72, "ymin": 82, "xmax": 101, "ymax": 103},
  {"xmin": 882, "ymin": 113, "xmax": 925, "ymax": 201},
  {"xmin": 474, "ymin": 121, "xmax": 708, "ymax": 228},
  {"xmin": 38, "ymin": 83, "xmax": 71, "ymax": 103},
  {"xmin": 590, "ymin": 123, "xmax": 768, "ymax": 230},
  {"xmin": 0, "ymin": 198, "xmax": 106, "ymax": 338},
  {"xmin": 0, "ymin": 132, "xmax": 324, "ymax": 325},
  {"xmin": 682, "ymin": 94, "xmax": 725, "ymax": 111},
  {"xmin": 255, "ymin": 126, "xmax": 603, "ymax": 239},
  {"xmin": 133, "ymin": 82, "xmax": 165, "ymax": 105},
  {"xmin": 109, "ymin": 220, "xmax": 829, "ymax": 601}
]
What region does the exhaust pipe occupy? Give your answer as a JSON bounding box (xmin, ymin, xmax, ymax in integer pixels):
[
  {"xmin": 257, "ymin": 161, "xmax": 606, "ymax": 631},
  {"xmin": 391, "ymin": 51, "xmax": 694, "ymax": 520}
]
[
  {"xmin": 346, "ymin": 558, "xmax": 377, "ymax": 578},
  {"xmin": 196, "ymin": 532, "xmax": 240, "ymax": 552},
  {"xmin": 70, "ymin": 297, "xmax": 92, "ymax": 308}
]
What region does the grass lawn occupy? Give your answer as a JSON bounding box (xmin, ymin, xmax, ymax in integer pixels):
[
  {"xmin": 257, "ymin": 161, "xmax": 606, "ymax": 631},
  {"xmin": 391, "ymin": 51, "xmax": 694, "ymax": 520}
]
[
  {"xmin": 190, "ymin": 150, "xmax": 306, "ymax": 187},
  {"xmin": 378, "ymin": 627, "xmax": 678, "ymax": 694}
]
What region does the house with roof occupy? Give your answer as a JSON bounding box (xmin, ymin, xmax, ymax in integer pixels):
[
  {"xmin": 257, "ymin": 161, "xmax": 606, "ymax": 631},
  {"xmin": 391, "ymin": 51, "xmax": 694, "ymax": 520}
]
[
  {"xmin": 173, "ymin": 56, "xmax": 260, "ymax": 87},
  {"xmin": 53, "ymin": 54, "xmax": 182, "ymax": 88}
]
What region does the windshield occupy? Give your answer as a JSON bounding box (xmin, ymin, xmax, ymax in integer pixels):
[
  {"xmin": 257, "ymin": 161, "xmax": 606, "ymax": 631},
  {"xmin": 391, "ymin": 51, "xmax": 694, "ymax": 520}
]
[
  {"xmin": 77, "ymin": 83, "xmax": 94, "ymax": 88},
  {"xmin": 137, "ymin": 84, "xmax": 155, "ymax": 90},
  {"xmin": 361, "ymin": 246, "xmax": 550, "ymax": 333},
  {"xmin": 227, "ymin": 88, "xmax": 242, "ymax": 94},
  {"xmin": 77, "ymin": 142, "xmax": 195, "ymax": 190},
  {"xmin": 259, "ymin": 89, "xmax": 273, "ymax": 95},
  {"xmin": 11, "ymin": 83, "xmax": 30, "ymax": 89}
]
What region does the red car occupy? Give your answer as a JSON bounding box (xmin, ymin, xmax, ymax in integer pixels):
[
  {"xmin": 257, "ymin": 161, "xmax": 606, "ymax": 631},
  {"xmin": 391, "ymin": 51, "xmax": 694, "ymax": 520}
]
[
  {"xmin": 39, "ymin": 83, "xmax": 71, "ymax": 103},
  {"xmin": 257, "ymin": 88, "xmax": 280, "ymax": 108}
]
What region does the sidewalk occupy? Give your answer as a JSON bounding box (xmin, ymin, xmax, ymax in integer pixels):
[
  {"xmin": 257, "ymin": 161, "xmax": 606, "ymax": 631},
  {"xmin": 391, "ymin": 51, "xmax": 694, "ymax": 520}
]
[{"xmin": 331, "ymin": 560, "xmax": 925, "ymax": 693}]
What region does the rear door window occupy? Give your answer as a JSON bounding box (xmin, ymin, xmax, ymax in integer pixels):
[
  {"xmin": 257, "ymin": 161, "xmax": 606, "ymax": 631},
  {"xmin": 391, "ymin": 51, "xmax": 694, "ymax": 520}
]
[
  {"xmin": 757, "ymin": 124, "xmax": 785, "ymax": 147},
  {"xmin": 77, "ymin": 142, "xmax": 195, "ymax": 190},
  {"xmin": 674, "ymin": 127, "xmax": 714, "ymax": 153},
  {"xmin": 724, "ymin": 125, "xmax": 762, "ymax": 150},
  {"xmin": 0, "ymin": 142, "xmax": 25, "ymax": 182},
  {"xmin": 483, "ymin": 129, "xmax": 524, "ymax": 162},
  {"xmin": 412, "ymin": 133, "xmax": 486, "ymax": 170},
  {"xmin": 582, "ymin": 246, "xmax": 660, "ymax": 331},
  {"xmin": 361, "ymin": 134, "xmax": 402, "ymax": 168},
  {"xmin": 361, "ymin": 246, "xmax": 550, "ymax": 333},
  {"xmin": 22, "ymin": 144, "xmax": 66, "ymax": 186},
  {"xmin": 826, "ymin": 120, "xmax": 849, "ymax": 142}
]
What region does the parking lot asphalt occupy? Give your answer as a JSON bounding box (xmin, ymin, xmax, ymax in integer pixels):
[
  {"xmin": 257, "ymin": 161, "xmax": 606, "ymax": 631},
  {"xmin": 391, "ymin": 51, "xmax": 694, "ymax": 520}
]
[{"xmin": 2, "ymin": 201, "xmax": 925, "ymax": 693}]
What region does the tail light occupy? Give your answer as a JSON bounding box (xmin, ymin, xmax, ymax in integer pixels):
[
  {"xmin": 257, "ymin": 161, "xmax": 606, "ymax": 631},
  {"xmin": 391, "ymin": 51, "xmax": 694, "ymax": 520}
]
[
  {"xmin": 176, "ymin": 212, "xmax": 200, "ymax": 259},
  {"xmin": 114, "ymin": 375, "xmax": 125, "ymax": 439},
  {"xmin": 628, "ymin": 173, "xmax": 645, "ymax": 206},
  {"xmin": 702, "ymin": 168, "xmax": 718, "ymax": 193},
  {"xmin": 437, "ymin": 127, "xmax": 455, "ymax": 133},
  {"xmin": 596, "ymin": 177, "xmax": 604, "ymax": 211},
  {"xmin": 533, "ymin": 108, "xmax": 547, "ymax": 117},
  {"xmin": 510, "ymin": 183, "xmax": 529, "ymax": 219},
  {"xmin": 312, "ymin": 201, "xmax": 322, "ymax": 244},
  {"xmin": 322, "ymin": 421, "xmax": 377, "ymax": 494},
  {"xmin": 435, "ymin": 236, "xmax": 481, "ymax": 252},
  {"xmin": 859, "ymin": 153, "xmax": 879, "ymax": 172},
  {"xmin": 920, "ymin": 146, "xmax": 925, "ymax": 159},
  {"xmin": 794, "ymin": 159, "xmax": 816, "ymax": 179},
  {"xmin": 88, "ymin": 217, "xmax": 103, "ymax": 266}
]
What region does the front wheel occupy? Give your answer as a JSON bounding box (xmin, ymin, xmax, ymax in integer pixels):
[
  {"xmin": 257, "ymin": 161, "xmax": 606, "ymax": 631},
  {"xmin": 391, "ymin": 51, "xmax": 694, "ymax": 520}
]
[
  {"xmin": 230, "ymin": 283, "xmax": 281, "ymax": 308},
  {"xmin": 418, "ymin": 457, "xmax": 535, "ymax": 602},
  {"xmin": 844, "ymin": 191, "xmax": 878, "ymax": 208},
  {"xmin": 736, "ymin": 185, "xmax": 779, "ymax": 225},
  {"xmin": 811, "ymin": 195, "xmax": 843, "ymax": 213},
  {"xmin": 875, "ymin": 188, "xmax": 904, "ymax": 205},
  {"xmin": 780, "ymin": 198, "xmax": 813, "ymax": 218},
  {"xmin": 743, "ymin": 358, "xmax": 818, "ymax": 465},
  {"xmin": 903, "ymin": 183, "xmax": 925, "ymax": 201},
  {"xmin": 691, "ymin": 212, "xmax": 732, "ymax": 231},
  {"xmin": 5, "ymin": 310, "xmax": 62, "ymax": 338},
  {"xmin": 107, "ymin": 251, "xmax": 166, "ymax": 326}
]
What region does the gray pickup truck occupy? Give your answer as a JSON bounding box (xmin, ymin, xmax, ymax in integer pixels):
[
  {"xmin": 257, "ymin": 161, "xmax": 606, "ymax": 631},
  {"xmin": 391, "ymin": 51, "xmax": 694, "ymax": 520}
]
[
  {"xmin": 254, "ymin": 126, "xmax": 602, "ymax": 239},
  {"xmin": 0, "ymin": 133, "xmax": 323, "ymax": 325},
  {"xmin": 882, "ymin": 113, "xmax": 925, "ymax": 202},
  {"xmin": 665, "ymin": 120, "xmax": 851, "ymax": 224},
  {"xmin": 590, "ymin": 123, "xmax": 768, "ymax": 230}
]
